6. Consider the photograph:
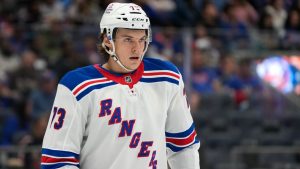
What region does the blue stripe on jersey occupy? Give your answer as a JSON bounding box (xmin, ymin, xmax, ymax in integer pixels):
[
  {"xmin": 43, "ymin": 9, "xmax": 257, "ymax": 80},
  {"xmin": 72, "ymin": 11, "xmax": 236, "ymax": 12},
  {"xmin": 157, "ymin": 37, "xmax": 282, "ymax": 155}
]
[
  {"xmin": 41, "ymin": 163, "xmax": 80, "ymax": 169},
  {"xmin": 166, "ymin": 140, "xmax": 200, "ymax": 152},
  {"xmin": 76, "ymin": 81, "xmax": 117, "ymax": 100},
  {"xmin": 41, "ymin": 148, "xmax": 79, "ymax": 159},
  {"xmin": 140, "ymin": 77, "xmax": 179, "ymax": 85},
  {"xmin": 165, "ymin": 123, "xmax": 195, "ymax": 138},
  {"xmin": 143, "ymin": 57, "xmax": 179, "ymax": 74},
  {"xmin": 60, "ymin": 65, "xmax": 105, "ymax": 91}
]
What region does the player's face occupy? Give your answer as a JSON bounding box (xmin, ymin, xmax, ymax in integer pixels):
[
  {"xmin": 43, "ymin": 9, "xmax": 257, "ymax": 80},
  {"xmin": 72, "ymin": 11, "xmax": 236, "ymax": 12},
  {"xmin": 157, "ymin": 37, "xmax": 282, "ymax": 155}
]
[{"xmin": 113, "ymin": 28, "xmax": 147, "ymax": 71}]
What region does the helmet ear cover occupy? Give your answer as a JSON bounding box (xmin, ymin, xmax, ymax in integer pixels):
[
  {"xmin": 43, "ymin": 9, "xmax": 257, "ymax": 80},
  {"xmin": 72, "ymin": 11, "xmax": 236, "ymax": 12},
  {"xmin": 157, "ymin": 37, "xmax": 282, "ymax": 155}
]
[{"xmin": 101, "ymin": 28, "xmax": 117, "ymax": 49}]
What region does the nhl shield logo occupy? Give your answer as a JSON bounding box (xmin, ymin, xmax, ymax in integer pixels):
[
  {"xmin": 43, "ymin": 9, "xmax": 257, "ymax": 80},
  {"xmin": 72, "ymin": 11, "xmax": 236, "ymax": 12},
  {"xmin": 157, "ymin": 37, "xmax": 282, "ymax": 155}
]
[{"xmin": 124, "ymin": 76, "xmax": 132, "ymax": 83}]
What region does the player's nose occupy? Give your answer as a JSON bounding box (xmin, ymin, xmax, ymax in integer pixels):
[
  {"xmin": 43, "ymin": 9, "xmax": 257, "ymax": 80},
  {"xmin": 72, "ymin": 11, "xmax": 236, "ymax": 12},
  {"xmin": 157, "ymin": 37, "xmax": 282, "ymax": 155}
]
[{"xmin": 131, "ymin": 41, "xmax": 142, "ymax": 53}]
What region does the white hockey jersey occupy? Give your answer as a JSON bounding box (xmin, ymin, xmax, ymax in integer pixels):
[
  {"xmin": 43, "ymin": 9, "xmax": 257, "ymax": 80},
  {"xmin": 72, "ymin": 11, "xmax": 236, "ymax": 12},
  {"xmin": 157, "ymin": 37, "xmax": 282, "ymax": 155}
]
[{"xmin": 41, "ymin": 58, "xmax": 200, "ymax": 169}]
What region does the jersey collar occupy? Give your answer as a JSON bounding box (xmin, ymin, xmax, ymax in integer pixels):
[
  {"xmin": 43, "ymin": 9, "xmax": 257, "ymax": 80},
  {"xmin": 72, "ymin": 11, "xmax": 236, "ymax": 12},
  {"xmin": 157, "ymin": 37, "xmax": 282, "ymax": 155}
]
[{"xmin": 94, "ymin": 62, "xmax": 144, "ymax": 89}]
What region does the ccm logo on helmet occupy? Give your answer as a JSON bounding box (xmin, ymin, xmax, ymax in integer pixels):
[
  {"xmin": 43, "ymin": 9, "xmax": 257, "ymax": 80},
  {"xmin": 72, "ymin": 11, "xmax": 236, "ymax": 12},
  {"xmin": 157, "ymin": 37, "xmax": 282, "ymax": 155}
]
[{"xmin": 132, "ymin": 18, "xmax": 145, "ymax": 21}]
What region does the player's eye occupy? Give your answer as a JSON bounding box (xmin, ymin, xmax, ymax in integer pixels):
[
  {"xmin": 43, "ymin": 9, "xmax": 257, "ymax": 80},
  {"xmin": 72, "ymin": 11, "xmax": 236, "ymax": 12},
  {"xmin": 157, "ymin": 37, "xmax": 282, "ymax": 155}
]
[
  {"xmin": 123, "ymin": 38, "xmax": 132, "ymax": 43},
  {"xmin": 139, "ymin": 37, "xmax": 147, "ymax": 43}
]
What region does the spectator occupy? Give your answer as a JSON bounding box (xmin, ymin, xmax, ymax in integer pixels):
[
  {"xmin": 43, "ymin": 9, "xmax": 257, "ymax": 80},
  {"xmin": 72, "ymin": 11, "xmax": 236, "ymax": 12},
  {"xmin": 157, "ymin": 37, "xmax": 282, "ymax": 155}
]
[
  {"xmin": 67, "ymin": 0, "xmax": 101, "ymax": 25},
  {"xmin": 230, "ymin": 0, "xmax": 259, "ymax": 26},
  {"xmin": 26, "ymin": 70, "xmax": 56, "ymax": 119},
  {"xmin": 0, "ymin": 37, "xmax": 20, "ymax": 75},
  {"xmin": 236, "ymin": 58, "xmax": 263, "ymax": 109},
  {"xmin": 258, "ymin": 11, "xmax": 281, "ymax": 49},
  {"xmin": 0, "ymin": 99, "xmax": 31, "ymax": 145},
  {"xmin": 283, "ymin": 9, "xmax": 300, "ymax": 49},
  {"xmin": 249, "ymin": 0, "xmax": 269, "ymax": 15},
  {"xmin": 194, "ymin": 23, "xmax": 220, "ymax": 67},
  {"xmin": 191, "ymin": 46, "xmax": 221, "ymax": 94},
  {"xmin": 217, "ymin": 55, "xmax": 246, "ymax": 107},
  {"xmin": 17, "ymin": 0, "xmax": 41, "ymax": 24},
  {"xmin": 28, "ymin": 33, "xmax": 49, "ymax": 63},
  {"xmin": 285, "ymin": 9, "xmax": 300, "ymax": 30},
  {"xmin": 210, "ymin": 0, "xmax": 230, "ymax": 11},
  {"xmin": 237, "ymin": 58, "xmax": 262, "ymax": 91},
  {"xmin": 219, "ymin": 3, "xmax": 250, "ymax": 50},
  {"xmin": 18, "ymin": 113, "xmax": 49, "ymax": 146},
  {"xmin": 259, "ymin": 12, "xmax": 275, "ymax": 30},
  {"xmin": 0, "ymin": 73, "xmax": 18, "ymax": 114},
  {"xmin": 148, "ymin": 26, "xmax": 183, "ymax": 63},
  {"xmin": 13, "ymin": 113, "xmax": 49, "ymax": 169},
  {"xmin": 10, "ymin": 50, "xmax": 41, "ymax": 96},
  {"xmin": 174, "ymin": 0, "xmax": 201, "ymax": 26},
  {"xmin": 217, "ymin": 54, "xmax": 242, "ymax": 91},
  {"xmin": 54, "ymin": 39, "xmax": 86, "ymax": 79},
  {"xmin": 199, "ymin": 1, "xmax": 221, "ymax": 30},
  {"xmin": 40, "ymin": 19, "xmax": 66, "ymax": 65},
  {"xmin": 81, "ymin": 35, "xmax": 102, "ymax": 64},
  {"xmin": 39, "ymin": 0, "xmax": 65, "ymax": 26},
  {"xmin": 194, "ymin": 24, "xmax": 212, "ymax": 50},
  {"xmin": 264, "ymin": 0, "xmax": 288, "ymax": 37}
]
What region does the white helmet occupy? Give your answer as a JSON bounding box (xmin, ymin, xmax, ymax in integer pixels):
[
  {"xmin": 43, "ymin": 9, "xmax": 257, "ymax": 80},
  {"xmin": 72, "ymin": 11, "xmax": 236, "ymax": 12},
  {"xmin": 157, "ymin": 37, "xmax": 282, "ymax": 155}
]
[{"xmin": 100, "ymin": 2, "xmax": 151, "ymax": 72}]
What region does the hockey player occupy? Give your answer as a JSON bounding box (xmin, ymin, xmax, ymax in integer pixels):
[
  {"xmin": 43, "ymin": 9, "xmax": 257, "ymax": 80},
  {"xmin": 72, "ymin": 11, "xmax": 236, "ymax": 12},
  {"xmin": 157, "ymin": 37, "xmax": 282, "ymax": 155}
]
[{"xmin": 41, "ymin": 2, "xmax": 200, "ymax": 169}]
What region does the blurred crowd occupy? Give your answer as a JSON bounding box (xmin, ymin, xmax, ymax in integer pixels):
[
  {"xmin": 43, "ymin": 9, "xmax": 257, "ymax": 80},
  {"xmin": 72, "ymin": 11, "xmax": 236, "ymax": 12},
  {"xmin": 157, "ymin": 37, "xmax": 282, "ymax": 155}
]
[{"xmin": 0, "ymin": 0, "xmax": 299, "ymax": 152}]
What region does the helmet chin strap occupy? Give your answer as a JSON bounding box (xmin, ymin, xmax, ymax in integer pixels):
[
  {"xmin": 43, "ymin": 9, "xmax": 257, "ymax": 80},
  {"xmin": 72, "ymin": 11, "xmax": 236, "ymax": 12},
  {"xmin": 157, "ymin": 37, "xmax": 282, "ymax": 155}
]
[{"xmin": 102, "ymin": 42, "xmax": 134, "ymax": 72}]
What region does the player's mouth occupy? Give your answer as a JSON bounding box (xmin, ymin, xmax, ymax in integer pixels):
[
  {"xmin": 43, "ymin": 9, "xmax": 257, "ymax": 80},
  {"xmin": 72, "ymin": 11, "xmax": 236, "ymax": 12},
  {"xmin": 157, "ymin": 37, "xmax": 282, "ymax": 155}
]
[{"xmin": 129, "ymin": 56, "xmax": 140, "ymax": 60}]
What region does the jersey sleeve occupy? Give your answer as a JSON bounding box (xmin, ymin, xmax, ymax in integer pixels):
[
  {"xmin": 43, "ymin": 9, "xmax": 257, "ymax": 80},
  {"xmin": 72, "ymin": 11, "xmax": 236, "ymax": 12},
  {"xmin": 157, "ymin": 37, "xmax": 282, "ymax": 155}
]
[
  {"xmin": 166, "ymin": 73, "xmax": 200, "ymax": 169},
  {"xmin": 41, "ymin": 84, "xmax": 87, "ymax": 169}
]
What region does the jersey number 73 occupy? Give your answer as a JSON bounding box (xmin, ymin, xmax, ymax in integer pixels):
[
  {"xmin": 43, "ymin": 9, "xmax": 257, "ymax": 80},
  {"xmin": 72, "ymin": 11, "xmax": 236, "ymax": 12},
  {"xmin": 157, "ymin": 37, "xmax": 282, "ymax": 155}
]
[{"xmin": 50, "ymin": 107, "xmax": 66, "ymax": 130}]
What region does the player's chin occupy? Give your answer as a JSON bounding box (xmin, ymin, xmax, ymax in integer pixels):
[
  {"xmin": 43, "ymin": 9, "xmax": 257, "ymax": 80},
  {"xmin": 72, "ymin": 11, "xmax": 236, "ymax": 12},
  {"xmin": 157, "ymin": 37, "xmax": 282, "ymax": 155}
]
[{"xmin": 127, "ymin": 60, "xmax": 141, "ymax": 70}]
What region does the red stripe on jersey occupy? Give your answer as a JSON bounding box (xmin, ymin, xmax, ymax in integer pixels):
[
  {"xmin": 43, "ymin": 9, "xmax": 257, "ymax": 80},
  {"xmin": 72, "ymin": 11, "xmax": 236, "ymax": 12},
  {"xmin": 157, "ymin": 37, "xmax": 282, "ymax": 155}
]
[
  {"xmin": 166, "ymin": 130, "xmax": 197, "ymax": 146},
  {"xmin": 41, "ymin": 156, "xmax": 79, "ymax": 163},
  {"xmin": 143, "ymin": 72, "xmax": 180, "ymax": 79},
  {"xmin": 73, "ymin": 78, "xmax": 110, "ymax": 95}
]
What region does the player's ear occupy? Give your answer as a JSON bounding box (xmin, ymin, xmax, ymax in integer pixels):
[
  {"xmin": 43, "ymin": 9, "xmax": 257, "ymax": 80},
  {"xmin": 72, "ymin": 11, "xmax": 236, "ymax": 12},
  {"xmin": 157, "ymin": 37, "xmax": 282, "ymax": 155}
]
[{"xmin": 103, "ymin": 35, "xmax": 112, "ymax": 49}]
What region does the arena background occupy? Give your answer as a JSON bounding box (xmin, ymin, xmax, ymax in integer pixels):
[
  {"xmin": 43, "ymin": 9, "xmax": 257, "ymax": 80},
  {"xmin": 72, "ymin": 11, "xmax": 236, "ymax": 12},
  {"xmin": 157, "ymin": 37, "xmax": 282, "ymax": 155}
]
[{"xmin": 0, "ymin": 0, "xmax": 300, "ymax": 168}]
